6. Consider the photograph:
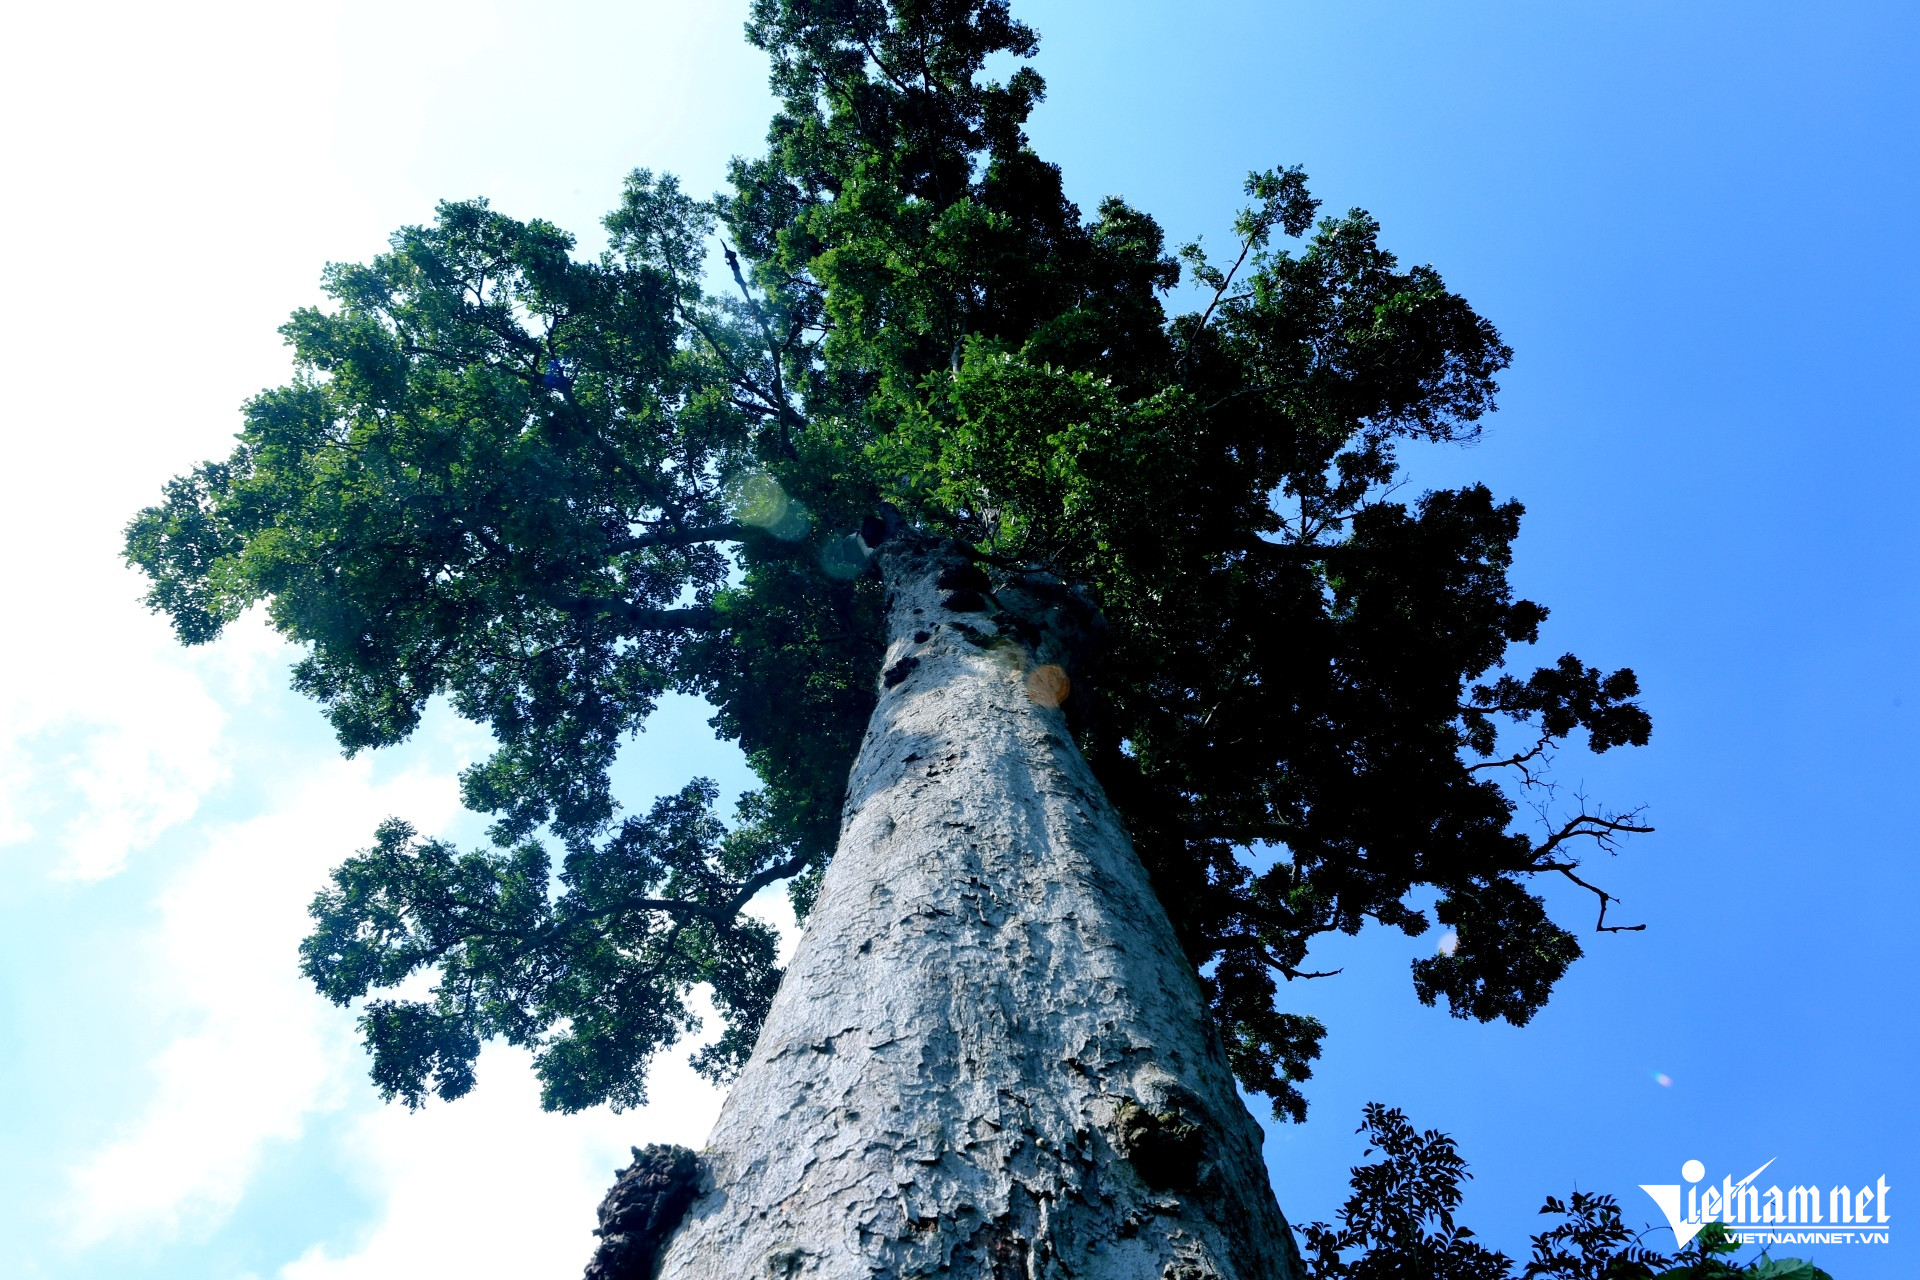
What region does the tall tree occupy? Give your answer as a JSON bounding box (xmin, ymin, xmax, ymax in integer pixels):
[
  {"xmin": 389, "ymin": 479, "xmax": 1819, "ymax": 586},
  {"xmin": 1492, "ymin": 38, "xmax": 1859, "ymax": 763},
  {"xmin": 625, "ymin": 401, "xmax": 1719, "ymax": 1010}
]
[{"xmin": 126, "ymin": 1, "xmax": 1651, "ymax": 1275}]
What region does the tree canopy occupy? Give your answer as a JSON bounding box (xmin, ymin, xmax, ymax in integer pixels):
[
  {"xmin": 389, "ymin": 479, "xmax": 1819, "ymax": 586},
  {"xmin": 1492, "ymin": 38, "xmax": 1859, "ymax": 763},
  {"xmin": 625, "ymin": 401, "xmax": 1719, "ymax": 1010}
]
[{"xmin": 126, "ymin": 0, "xmax": 1650, "ymax": 1122}]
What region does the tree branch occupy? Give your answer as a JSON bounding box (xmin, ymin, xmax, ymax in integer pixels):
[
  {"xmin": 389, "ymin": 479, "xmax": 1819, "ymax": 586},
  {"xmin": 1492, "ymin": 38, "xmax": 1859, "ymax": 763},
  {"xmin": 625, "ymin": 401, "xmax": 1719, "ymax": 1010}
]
[
  {"xmin": 1529, "ymin": 810, "xmax": 1656, "ymax": 934},
  {"xmin": 559, "ymin": 600, "xmax": 721, "ymax": 632},
  {"xmin": 547, "ymin": 849, "xmax": 815, "ymax": 939},
  {"xmin": 723, "ymin": 244, "xmax": 800, "ymax": 458},
  {"xmin": 1192, "ymin": 235, "xmax": 1259, "ymax": 336},
  {"xmin": 1466, "ymin": 727, "xmax": 1556, "ymax": 785},
  {"xmin": 606, "ymin": 524, "xmax": 751, "ymax": 555}
]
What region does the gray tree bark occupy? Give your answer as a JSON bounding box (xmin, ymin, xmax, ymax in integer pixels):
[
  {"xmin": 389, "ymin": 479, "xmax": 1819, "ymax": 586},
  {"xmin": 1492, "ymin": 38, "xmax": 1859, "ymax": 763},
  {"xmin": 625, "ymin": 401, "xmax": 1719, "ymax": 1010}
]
[{"xmin": 656, "ymin": 536, "xmax": 1302, "ymax": 1280}]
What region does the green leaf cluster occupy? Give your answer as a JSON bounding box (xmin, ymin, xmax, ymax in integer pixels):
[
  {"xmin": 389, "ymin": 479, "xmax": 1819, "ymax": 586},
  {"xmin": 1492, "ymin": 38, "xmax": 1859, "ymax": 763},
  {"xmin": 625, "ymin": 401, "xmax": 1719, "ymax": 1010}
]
[{"xmin": 302, "ymin": 781, "xmax": 797, "ymax": 1109}]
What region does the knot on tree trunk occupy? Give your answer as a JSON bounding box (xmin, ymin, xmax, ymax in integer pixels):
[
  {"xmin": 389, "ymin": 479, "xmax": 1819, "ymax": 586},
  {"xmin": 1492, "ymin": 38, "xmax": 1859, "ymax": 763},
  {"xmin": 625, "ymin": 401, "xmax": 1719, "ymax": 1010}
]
[
  {"xmin": 1114, "ymin": 1097, "xmax": 1208, "ymax": 1192},
  {"xmin": 584, "ymin": 1144, "xmax": 700, "ymax": 1280}
]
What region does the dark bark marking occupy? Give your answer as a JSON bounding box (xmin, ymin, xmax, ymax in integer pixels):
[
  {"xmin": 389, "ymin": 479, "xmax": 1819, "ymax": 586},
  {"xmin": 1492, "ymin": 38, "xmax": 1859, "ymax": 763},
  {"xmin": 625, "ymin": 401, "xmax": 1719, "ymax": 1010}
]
[
  {"xmin": 935, "ymin": 562, "xmax": 993, "ymax": 593},
  {"xmin": 940, "ymin": 589, "xmax": 989, "ymax": 612},
  {"xmin": 1115, "ymin": 1100, "xmax": 1207, "ymax": 1192}
]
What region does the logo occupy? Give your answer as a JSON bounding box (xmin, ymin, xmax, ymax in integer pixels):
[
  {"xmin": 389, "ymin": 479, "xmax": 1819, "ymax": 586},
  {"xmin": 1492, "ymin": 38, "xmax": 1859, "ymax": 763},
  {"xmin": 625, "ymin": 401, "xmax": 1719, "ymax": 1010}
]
[{"xmin": 1641, "ymin": 1159, "xmax": 1892, "ymax": 1248}]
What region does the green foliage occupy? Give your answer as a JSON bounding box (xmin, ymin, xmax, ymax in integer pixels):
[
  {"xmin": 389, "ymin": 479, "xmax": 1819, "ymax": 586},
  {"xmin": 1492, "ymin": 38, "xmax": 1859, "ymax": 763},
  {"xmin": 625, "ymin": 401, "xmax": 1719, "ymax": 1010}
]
[
  {"xmin": 1303, "ymin": 1107, "xmax": 1834, "ymax": 1280},
  {"xmin": 685, "ymin": 558, "xmax": 888, "ymax": 879},
  {"xmin": 127, "ymin": 0, "xmax": 1654, "ymax": 1116},
  {"xmin": 302, "ymin": 781, "xmax": 797, "ymax": 1110},
  {"xmin": 1301, "ymin": 1103, "xmax": 1514, "ymax": 1279},
  {"xmin": 124, "ymin": 186, "xmax": 749, "ymax": 841},
  {"xmin": 1525, "ymin": 1191, "xmax": 1678, "ymax": 1279}
]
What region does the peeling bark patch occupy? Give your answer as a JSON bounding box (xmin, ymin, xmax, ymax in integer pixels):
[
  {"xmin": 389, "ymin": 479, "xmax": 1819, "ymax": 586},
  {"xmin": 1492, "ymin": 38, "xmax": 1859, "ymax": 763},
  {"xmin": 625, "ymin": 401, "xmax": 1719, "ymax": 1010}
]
[
  {"xmin": 584, "ymin": 1145, "xmax": 700, "ymax": 1280},
  {"xmin": 1165, "ymin": 1259, "xmax": 1223, "ymax": 1280},
  {"xmin": 884, "ymin": 656, "xmax": 920, "ymax": 687},
  {"xmin": 762, "ymin": 1248, "xmax": 809, "ymax": 1277}
]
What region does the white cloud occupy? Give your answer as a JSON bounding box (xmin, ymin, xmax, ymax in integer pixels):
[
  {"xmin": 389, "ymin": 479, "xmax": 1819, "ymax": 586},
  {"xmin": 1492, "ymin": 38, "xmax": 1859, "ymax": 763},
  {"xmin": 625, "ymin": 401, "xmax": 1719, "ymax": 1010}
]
[
  {"xmin": 1, "ymin": 3, "xmax": 773, "ymax": 1272},
  {"xmin": 60, "ymin": 690, "xmax": 737, "ymax": 1260},
  {"xmin": 0, "ymin": 620, "xmax": 222, "ymax": 881},
  {"xmin": 0, "ymin": 0, "xmax": 371, "ymax": 883},
  {"xmin": 0, "ymin": 604, "xmax": 313, "ymax": 882},
  {"xmin": 278, "ymin": 1047, "xmax": 723, "ymax": 1280},
  {"xmin": 64, "ymin": 751, "xmax": 464, "ymax": 1243}
]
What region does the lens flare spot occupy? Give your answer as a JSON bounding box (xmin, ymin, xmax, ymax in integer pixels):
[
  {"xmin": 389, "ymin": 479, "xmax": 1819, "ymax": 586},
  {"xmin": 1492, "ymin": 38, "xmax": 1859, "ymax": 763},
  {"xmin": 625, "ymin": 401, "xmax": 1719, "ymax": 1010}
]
[
  {"xmin": 1025, "ymin": 665, "xmax": 1071, "ymax": 708},
  {"xmin": 1437, "ymin": 930, "xmax": 1458, "ymax": 957},
  {"xmin": 768, "ymin": 507, "xmax": 811, "ymax": 541},
  {"xmin": 729, "ymin": 471, "xmax": 811, "ymax": 541},
  {"xmin": 819, "ymin": 533, "xmax": 870, "ymax": 580},
  {"xmin": 1654, "ymin": 1072, "xmax": 1675, "ymax": 1089}
]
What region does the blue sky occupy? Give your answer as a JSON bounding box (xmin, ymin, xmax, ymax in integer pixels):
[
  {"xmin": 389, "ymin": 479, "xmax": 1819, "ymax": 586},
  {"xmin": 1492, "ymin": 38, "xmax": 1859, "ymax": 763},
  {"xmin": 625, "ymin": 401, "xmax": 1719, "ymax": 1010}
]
[{"xmin": 1, "ymin": 2, "xmax": 1913, "ymax": 1276}]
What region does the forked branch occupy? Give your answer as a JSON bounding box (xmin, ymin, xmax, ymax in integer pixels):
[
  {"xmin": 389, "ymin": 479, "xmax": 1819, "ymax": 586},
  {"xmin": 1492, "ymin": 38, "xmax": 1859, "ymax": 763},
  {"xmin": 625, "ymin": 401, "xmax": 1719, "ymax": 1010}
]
[
  {"xmin": 1530, "ymin": 809, "xmax": 1656, "ymax": 934},
  {"xmin": 1467, "ymin": 726, "xmax": 1556, "ymax": 786}
]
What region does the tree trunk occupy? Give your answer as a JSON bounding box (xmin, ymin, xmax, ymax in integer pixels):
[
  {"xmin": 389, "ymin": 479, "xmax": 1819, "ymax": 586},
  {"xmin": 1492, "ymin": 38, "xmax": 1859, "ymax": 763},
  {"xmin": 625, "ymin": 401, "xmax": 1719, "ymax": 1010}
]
[{"xmin": 656, "ymin": 536, "xmax": 1302, "ymax": 1280}]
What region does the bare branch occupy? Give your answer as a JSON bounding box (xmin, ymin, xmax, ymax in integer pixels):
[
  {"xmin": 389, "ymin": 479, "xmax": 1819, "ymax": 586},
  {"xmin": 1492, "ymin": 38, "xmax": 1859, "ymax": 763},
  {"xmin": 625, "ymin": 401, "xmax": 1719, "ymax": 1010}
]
[
  {"xmin": 1193, "ymin": 234, "xmax": 1258, "ymax": 336},
  {"xmin": 1530, "ymin": 809, "xmax": 1654, "ymax": 866},
  {"xmin": 1550, "ymin": 863, "xmax": 1648, "ymax": 934},
  {"xmin": 1280, "ymin": 964, "xmax": 1344, "ymax": 981},
  {"xmin": 1466, "ymin": 726, "xmax": 1556, "ymax": 786},
  {"xmin": 1529, "ymin": 808, "xmax": 1656, "ymax": 934}
]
